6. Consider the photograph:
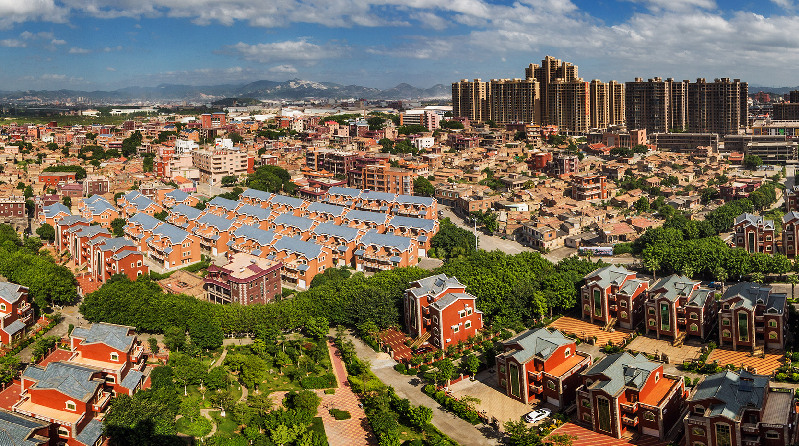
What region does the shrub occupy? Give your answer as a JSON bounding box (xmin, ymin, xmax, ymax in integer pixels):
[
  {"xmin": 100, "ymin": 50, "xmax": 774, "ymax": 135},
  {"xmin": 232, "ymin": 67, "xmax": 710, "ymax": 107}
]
[
  {"xmin": 329, "ymin": 408, "xmax": 351, "ymax": 420},
  {"xmin": 300, "ymin": 373, "xmax": 337, "ymax": 389},
  {"xmin": 324, "ymin": 388, "xmax": 335, "ymax": 395},
  {"xmin": 394, "ymin": 363, "xmax": 407, "ymax": 374},
  {"xmin": 422, "ymin": 384, "xmax": 435, "ymax": 395}
]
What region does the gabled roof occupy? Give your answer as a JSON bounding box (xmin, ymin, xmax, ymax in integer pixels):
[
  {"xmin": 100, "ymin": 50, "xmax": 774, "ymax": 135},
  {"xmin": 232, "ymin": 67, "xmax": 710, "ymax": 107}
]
[
  {"xmin": 22, "ymin": 362, "xmax": 101, "ymax": 402},
  {"xmin": 207, "ymin": 196, "xmax": 239, "ymax": 211},
  {"xmin": 76, "ymin": 419, "xmax": 104, "ymax": 446},
  {"xmin": 0, "ymin": 282, "xmax": 26, "ymax": 305},
  {"xmin": 42, "ymin": 203, "xmax": 71, "ymax": 218},
  {"xmin": 73, "ymin": 226, "xmax": 110, "ymax": 239},
  {"xmin": 584, "ymin": 352, "xmax": 660, "ymax": 396},
  {"xmin": 408, "ymin": 274, "xmax": 466, "ymax": 299},
  {"xmin": 240, "ymin": 188, "xmax": 272, "ymax": 202},
  {"xmin": 326, "ymin": 186, "xmax": 363, "ymax": 198},
  {"xmin": 57, "ymin": 215, "xmax": 90, "ymax": 226},
  {"xmin": 722, "ymin": 282, "xmax": 787, "ymax": 312},
  {"xmin": 388, "ymin": 215, "xmax": 437, "ymax": 231},
  {"xmin": 232, "ymin": 224, "xmax": 277, "ymax": 246},
  {"xmin": 169, "ymin": 204, "xmax": 203, "ymax": 221},
  {"xmin": 130, "ymin": 195, "xmax": 157, "ymax": 211},
  {"xmin": 164, "ymin": 189, "xmax": 190, "ymax": 202},
  {"xmin": 345, "ymin": 209, "xmax": 389, "ymax": 224},
  {"xmin": 273, "ymin": 213, "xmax": 314, "ymax": 232},
  {"xmin": 784, "ymin": 211, "xmax": 799, "ymax": 223},
  {"xmin": 97, "ymin": 237, "xmax": 135, "ymax": 252},
  {"xmin": 395, "ymin": 194, "xmax": 435, "ymax": 206},
  {"xmin": 306, "ymin": 201, "xmax": 348, "ymax": 217},
  {"xmin": 430, "ymin": 292, "xmax": 477, "ymax": 311},
  {"xmin": 502, "ymin": 328, "xmax": 572, "ymax": 364},
  {"xmin": 71, "ymin": 322, "xmax": 135, "ymax": 352},
  {"xmin": 312, "ymin": 222, "xmax": 360, "ymax": 242},
  {"xmin": 649, "ymin": 274, "xmax": 698, "ymax": 302},
  {"xmin": 273, "ymin": 236, "xmax": 323, "ymax": 259},
  {"xmin": 196, "ymin": 212, "xmax": 234, "ymax": 231},
  {"xmin": 235, "ymin": 204, "xmax": 272, "ymax": 220},
  {"xmin": 152, "ymin": 223, "xmax": 190, "ymax": 244},
  {"xmin": 734, "ymin": 212, "xmax": 773, "ymax": 230},
  {"xmin": 691, "ymin": 370, "xmax": 770, "ymax": 420},
  {"xmin": 270, "ymin": 194, "xmax": 305, "ymax": 209},
  {"xmin": 0, "ymin": 409, "xmax": 50, "ymax": 446},
  {"xmin": 585, "ymin": 265, "xmax": 636, "ymax": 289},
  {"xmin": 361, "ymin": 190, "xmax": 397, "ymax": 203},
  {"xmin": 128, "ymin": 213, "xmax": 162, "ymax": 231},
  {"xmin": 358, "ymin": 230, "xmax": 412, "ymax": 251}
]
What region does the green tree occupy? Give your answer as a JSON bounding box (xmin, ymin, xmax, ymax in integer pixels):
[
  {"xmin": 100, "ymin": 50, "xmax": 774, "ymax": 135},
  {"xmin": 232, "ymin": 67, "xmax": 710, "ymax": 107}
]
[
  {"xmin": 23, "ymin": 185, "xmax": 33, "ymax": 199},
  {"xmin": 463, "ymin": 353, "xmax": 480, "ymax": 376},
  {"xmin": 304, "ymin": 316, "xmax": 329, "ymax": 340},
  {"xmin": 221, "ymin": 175, "xmax": 238, "ymax": 186},
  {"xmin": 435, "ymin": 358, "xmax": 454, "ymax": 386},
  {"xmin": 634, "ymin": 196, "xmax": 650, "ymax": 213},
  {"xmin": 743, "ymin": 154, "xmax": 763, "ymax": 170},
  {"xmin": 205, "ymin": 367, "xmax": 229, "ymax": 391},
  {"xmin": 188, "ymin": 316, "xmax": 224, "ymax": 351},
  {"xmin": 35, "ymin": 223, "xmax": 55, "ymax": 243},
  {"xmin": 430, "ymin": 218, "xmax": 476, "ymax": 258},
  {"xmin": 111, "ymin": 218, "xmax": 127, "ymax": 237},
  {"xmin": 413, "ymin": 176, "xmax": 435, "ymax": 197},
  {"xmin": 153, "ymin": 211, "xmax": 168, "ymax": 221},
  {"xmin": 163, "ymin": 327, "xmax": 186, "ymax": 352}
]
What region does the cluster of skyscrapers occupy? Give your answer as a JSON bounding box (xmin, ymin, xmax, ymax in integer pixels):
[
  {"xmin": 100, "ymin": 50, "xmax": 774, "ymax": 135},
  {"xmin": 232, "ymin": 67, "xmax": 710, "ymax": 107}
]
[{"xmin": 452, "ymin": 56, "xmax": 749, "ymax": 135}]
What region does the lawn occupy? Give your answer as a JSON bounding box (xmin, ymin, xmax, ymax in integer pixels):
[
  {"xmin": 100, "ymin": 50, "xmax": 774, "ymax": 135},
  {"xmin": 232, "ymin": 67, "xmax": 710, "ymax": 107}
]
[
  {"xmin": 176, "ymin": 416, "xmax": 212, "ymax": 438},
  {"xmin": 209, "ymin": 410, "xmax": 238, "ymax": 436},
  {"xmin": 309, "ymin": 417, "xmax": 329, "ymax": 446}
]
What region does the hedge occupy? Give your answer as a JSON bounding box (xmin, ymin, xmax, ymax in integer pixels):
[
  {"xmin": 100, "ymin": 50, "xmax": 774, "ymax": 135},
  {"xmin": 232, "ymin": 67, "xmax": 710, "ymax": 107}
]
[
  {"xmin": 329, "ymin": 408, "xmax": 351, "ymax": 420},
  {"xmin": 299, "ymin": 373, "xmax": 337, "ymax": 389},
  {"xmin": 422, "ymin": 384, "xmax": 480, "ymax": 424}
]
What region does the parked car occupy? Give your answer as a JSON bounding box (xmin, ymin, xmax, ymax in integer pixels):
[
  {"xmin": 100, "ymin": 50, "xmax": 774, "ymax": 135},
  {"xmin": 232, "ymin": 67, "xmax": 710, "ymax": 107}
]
[{"xmin": 524, "ymin": 408, "xmax": 551, "ymax": 424}]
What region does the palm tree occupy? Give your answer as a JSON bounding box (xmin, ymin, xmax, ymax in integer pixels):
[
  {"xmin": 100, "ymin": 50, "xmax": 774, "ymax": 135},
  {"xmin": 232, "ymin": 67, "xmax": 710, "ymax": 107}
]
[
  {"xmin": 789, "ymin": 274, "xmax": 799, "ymax": 301},
  {"xmin": 714, "ymin": 267, "xmax": 728, "ymax": 293},
  {"xmin": 644, "ymin": 256, "xmax": 660, "ymax": 282}
]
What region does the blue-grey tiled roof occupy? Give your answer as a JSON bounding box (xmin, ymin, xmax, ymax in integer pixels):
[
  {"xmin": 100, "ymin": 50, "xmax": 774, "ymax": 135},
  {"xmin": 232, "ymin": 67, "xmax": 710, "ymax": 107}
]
[
  {"xmin": 57, "ymin": 215, "xmax": 90, "ymax": 226},
  {"xmin": 273, "ymin": 213, "xmax": 314, "ymax": 232},
  {"xmin": 0, "ymin": 282, "xmax": 26, "ymax": 305},
  {"xmin": 72, "ymin": 323, "xmax": 135, "ymax": 352},
  {"xmin": 196, "ymin": 213, "xmax": 234, "ymax": 231},
  {"xmin": 165, "ymin": 189, "xmax": 190, "ymax": 202},
  {"xmin": 232, "ymin": 225, "xmax": 277, "ymax": 246},
  {"xmin": 722, "ymin": 282, "xmax": 787, "ymax": 313},
  {"xmin": 97, "ymin": 237, "xmax": 135, "ymax": 252},
  {"xmin": 326, "ymin": 186, "xmax": 362, "ymax": 198},
  {"xmin": 120, "ymin": 370, "xmax": 144, "ymax": 390},
  {"xmin": 86, "ymin": 199, "xmax": 116, "ymax": 215},
  {"xmin": 312, "ymin": 222, "xmax": 360, "ymax": 241},
  {"xmin": 111, "ymin": 250, "xmax": 142, "ymax": 260},
  {"xmin": 0, "ymin": 410, "xmax": 49, "ymax": 446},
  {"xmin": 42, "ymin": 203, "xmax": 71, "ymax": 218},
  {"xmin": 240, "ymin": 188, "xmax": 272, "ymax": 202},
  {"xmin": 121, "ymin": 191, "xmax": 141, "ymax": 202},
  {"xmin": 361, "ymin": 191, "xmax": 397, "ymax": 203},
  {"xmin": 131, "ymin": 195, "xmax": 156, "ymax": 211},
  {"xmin": 2, "ymin": 320, "xmax": 26, "ymax": 336},
  {"xmin": 128, "ymin": 213, "xmax": 162, "ymax": 231},
  {"xmin": 501, "ymin": 328, "xmax": 572, "ymax": 364},
  {"xmin": 407, "ymin": 274, "xmax": 466, "ymax": 299},
  {"xmin": 358, "ymin": 230, "xmax": 412, "ymax": 251},
  {"xmin": 152, "ymin": 223, "xmax": 190, "ymax": 244},
  {"xmin": 208, "ymin": 196, "xmax": 239, "ymax": 211},
  {"xmin": 344, "ymin": 209, "xmax": 389, "ymax": 224},
  {"xmin": 306, "ymin": 202, "xmax": 348, "ymax": 217},
  {"xmin": 691, "ymin": 370, "xmax": 770, "ymax": 420},
  {"xmin": 76, "ymin": 419, "xmax": 104, "ymax": 446},
  {"xmin": 583, "ymin": 352, "xmax": 660, "ymax": 396},
  {"xmin": 22, "ymin": 362, "xmax": 101, "ymax": 401},
  {"xmin": 388, "ymin": 215, "xmax": 437, "ymax": 231},
  {"xmin": 235, "ymin": 204, "xmax": 272, "ymax": 220},
  {"xmin": 273, "ymin": 236, "xmax": 323, "ymax": 259},
  {"xmin": 73, "ymin": 226, "xmax": 111, "ymax": 239},
  {"xmin": 270, "ymin": 194, "xmax": 305, "ymax": 209},
  {"xmin": 169, "ymin": 204, "xmax": 203, "ymax": 221},
  {"xmin": 395, "ymin": 194, "xmax": 435, "ymax": 206}
]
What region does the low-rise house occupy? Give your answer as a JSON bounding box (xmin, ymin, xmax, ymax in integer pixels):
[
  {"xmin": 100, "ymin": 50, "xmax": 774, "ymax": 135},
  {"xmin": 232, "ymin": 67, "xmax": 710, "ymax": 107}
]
[
  {"xmin": 302, "ymin": 202, "xmax": 349, "ymax": 225},
  {"xmin": 357, "ymin": 191, "xmax": 396, "ymax": 213},
  {"xmin": 269, "ymin": 236, "xmax": 332, "ymax": 289},
  {"xmin": 204, "ymin": 196, "xmax": 239, "ymax": 218},
  {"xmin": 232, "ymin": 204, "xmax": 272, "ymax": 228},
  {"xmin": 496, "ymin": 328, "xmax": 592, "ymax": 408},
  {"xmin": 124, "ymin": 213, "xmax": 163, "ymax": 251},
  {"xmin": 354, "ymin": 230, "xmax": 418, "ymax": 272},
  {"xmin": 190, "ymin": 213, "xmax": 235, "ymax": 256},
  {"xmin": 324, "ymin": 186, "xmax": 363, "ymax": 207},
  {"xmin": 582, "ymin": 266, "xmax": 649, "ymax": 330},
  {"xmin": 66, "ymin": 226, "xmax": 111, "ymax": 267},
  {"xmin": 145, "ymin": 223, "xmax": 202, "ymax": 269},
  {"xmin": 403, "ymin": 274, "xmax": 483, "ymax": 350},
  {"xmin": 576, "ymin": 352, "xmax": 685, "ymax": 440},
  {"xmin": 79, "ymin": 195, "xmax": 119, "ymax": 228},
  {"xmin": 0, "ymin": 409, "xmax": 52, "ymax": 445},
  {"xmin": 644, "ymin": 275, "xmax": 716, "ymax": 344},
  {"xmin": 718, "ymin": 283, "xmax": 787, "ymax": 351},
  {"xmin": 393, "ymin": 194, "xmax": 437, "ymax": 219},
  {"xmin": 0, "ymin": 282, "xmax": 35, "ymax": 346},
  {"xmin": 39, "ymin": 202, "xmax": 72, "ymax": 227},
  {"xmin": 56, "ymin": 215, "xmax": 91, "ymax": 252},
  {"xmin": 88, "ymin": 237, "xmax": 148, "ymax": 283},
  {"xmin": 342, "ymin": 209, "xmax": 391, "ymax": 233},
  {"xmin": 310, "ymin": 222, "xmax": 362, "ymax": 267},
  {"xmin": 121, "ymin": 193, "xmax": 163, "ymax": 218},
  {"xmin": 68, "ymin": 323, "xmax": 146, "ymax": 396},
  {"xmin": 685, "ymin": 371, "xmax": 796, "ymax": 446},
  {"xmin": 783, "ymin": 211, "xmax": 799, "ymax": 258},
  {"xmin": 519, "ymin": 222, "xmax": 565, "ymax": 251},
  {"xmin": 161, "ymin": 189, "xmax": 199, "ymax": 208},
  {"xmin": 386, "ymin": 216, "xmax": 438, "ymax": 256},
  {"xmin": 227, "ymin": 224, "xmax": 279, "ymax": 257},
  {"xmin": 733, "ymin": 213, "xmax": 775, "ymax": 254},
  {"xmin": 205, "ymin": 253, "xmax": 282, "ymax": 305},
  {"xmin": 166, "ymin": 203, "xmax": 203, "ymax": 229},
  {"xmin": 268, "ymin": 194, "xmax": 308, "ymax": 215},
  {"xmin": 269, "ymin": 213, "xmax": 317, "ymax": 239},
  {"xmin": 238, "ymin": 188, "xmax": 273, "ymax": 207}
]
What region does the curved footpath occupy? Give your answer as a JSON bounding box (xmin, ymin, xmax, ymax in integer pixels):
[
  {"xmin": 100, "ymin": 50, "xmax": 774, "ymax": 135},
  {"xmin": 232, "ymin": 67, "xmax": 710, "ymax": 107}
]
[{"xmin": 347, "ymin": 334, "xmax": 501, "ymax": 446}]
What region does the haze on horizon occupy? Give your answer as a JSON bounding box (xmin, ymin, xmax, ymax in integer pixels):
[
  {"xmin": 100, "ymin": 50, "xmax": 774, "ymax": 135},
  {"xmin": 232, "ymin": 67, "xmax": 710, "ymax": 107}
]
[{"xmin": 1, "ymin": 0, "xmax": 799, "ymax": 92}]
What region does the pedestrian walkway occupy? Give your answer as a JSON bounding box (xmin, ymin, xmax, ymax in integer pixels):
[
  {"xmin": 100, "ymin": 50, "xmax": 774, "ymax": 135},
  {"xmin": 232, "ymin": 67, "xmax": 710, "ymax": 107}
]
[
  {"xmin": 548, "ymin": 317, "xmax": 632, "ymax": 346},
  {"xmin": 707, "ymin": 348, "xmax": 785, "ymax": 375},
  {"xmin": 319, "ymin": 338, "xmax": 376, "ymax": 446},
  {"xmin": 548, "ymin": 423, "xmax": 668, "ymax": 446},
  {"xmin": 378, "ymin": 328, "xmax": 413, "ymax": 361}
]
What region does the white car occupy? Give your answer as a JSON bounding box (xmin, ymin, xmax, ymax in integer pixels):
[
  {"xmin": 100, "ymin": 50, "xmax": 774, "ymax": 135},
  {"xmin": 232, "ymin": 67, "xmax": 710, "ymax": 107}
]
[{"xmin": 524, "ymin": 408, "xmax": 551, "ymax": 424}]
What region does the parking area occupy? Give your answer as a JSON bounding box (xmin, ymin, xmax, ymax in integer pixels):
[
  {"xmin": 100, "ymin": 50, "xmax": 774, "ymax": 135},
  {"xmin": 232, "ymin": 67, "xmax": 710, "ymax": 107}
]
[
  {"xmin": 706, "ymin": 348, "xmax": 785, "ymax": 375},
  {"xmin": 448, "ymin": 369, "xmax": 535, "ymax": 427},
  {"xmin": 547, "ymin": 423, "xmax": 668, "ymax": 446},
  {"xmin": 547, "ymin": 317, "xmax": 632, "ymax": 346},
  {"xmin": 625, "ymin": 336, "xmax": 702, "ymax": 364}
]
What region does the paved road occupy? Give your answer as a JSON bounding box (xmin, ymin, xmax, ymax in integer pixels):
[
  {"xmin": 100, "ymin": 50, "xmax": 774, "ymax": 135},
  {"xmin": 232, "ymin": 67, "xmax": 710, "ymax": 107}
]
[{"xmin": 348, "ymin": 335, "xmax": 502, "ymax": 446}]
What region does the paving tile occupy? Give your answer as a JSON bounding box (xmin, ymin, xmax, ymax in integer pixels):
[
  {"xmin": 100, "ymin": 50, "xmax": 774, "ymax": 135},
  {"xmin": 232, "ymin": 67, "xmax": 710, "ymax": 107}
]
[{"xmin": 548, "ymin": 317, "xmax": 632, "ymax": 346}]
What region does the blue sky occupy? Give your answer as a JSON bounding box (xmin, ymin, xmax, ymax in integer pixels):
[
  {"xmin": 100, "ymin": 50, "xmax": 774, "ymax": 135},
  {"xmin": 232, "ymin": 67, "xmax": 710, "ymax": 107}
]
[{"xmin": 1, "ymin": 0, "xmax": 798, "ymax": 91}]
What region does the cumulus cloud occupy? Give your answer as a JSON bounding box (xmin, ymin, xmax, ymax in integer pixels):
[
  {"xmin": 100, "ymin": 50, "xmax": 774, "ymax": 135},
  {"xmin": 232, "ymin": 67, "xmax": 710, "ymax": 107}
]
[
  {"xmin": 0, "ymin": 39, "xmax": 25, "ymax": 47},
  {"xmin": 269, "ymin": 64, "xmax": 298, "ymax": 74},
  {"xmin": 222, "ymin": 39, "xmax": 348, "ymax": 63},
  {"xmin": 0, "ymin": 0, "xmax": 67, "ymax": 28},
  {"xmin": 69, "ymin": 47, "xmax": 91, "ymax": 54}
]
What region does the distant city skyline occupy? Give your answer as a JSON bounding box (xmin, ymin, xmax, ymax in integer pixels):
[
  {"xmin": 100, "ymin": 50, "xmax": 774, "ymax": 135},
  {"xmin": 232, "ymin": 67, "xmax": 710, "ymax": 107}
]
[{"xmin": 1, "ymin": 0, "xmax": 799, "ymax": 91}]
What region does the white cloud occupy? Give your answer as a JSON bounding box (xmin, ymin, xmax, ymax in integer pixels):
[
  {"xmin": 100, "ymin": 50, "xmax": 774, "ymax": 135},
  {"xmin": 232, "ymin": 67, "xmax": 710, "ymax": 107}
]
[
  {"xmin": 627, "ymin": 0, "xmax": 716, "ymax": 12},
  {"xmin": 106, "ymin": 66, "xmax": 117, "ymax": 71},
  {"xmin": 69, "ymin": 47, "xmax": 91, "ymax": 54},
  {"xmin": 50, "ymin": 39, "xmax": 67, "ymax": 45},
  {"xmin": 269, "ymin": 64, "xmax": 298, "ymax": 74},
  {"xmin": 0, "ymin": 39, "xmax": 25, "ymax": 47},
  {"xmin": 223, "ymin": 39, "xmax": 348, "ymax": 63},
  {"xmin": 0, "ymin": 0, "xmax": 67, "ymax": 28}
]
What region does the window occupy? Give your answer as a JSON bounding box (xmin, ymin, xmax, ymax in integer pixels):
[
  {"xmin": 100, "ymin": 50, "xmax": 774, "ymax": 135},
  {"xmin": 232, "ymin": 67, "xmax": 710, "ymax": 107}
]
[
  {"xmin": 738, "ymin": 312, "xmax": 749, "ymax": 341},
  {"xmin": 769, "ymin": 332, "xmax": 778, "ymax": 340},
  {"xmin": 110, "ymin": 353, "xmax": 118, "ymax": 361},
  {"xmin": 722, "ymin": 329, "xmax": 731, "ymax": 338},
  {"xmin": 715, "ymin": 424, "xmax": 731, "ymax": 446},
  {"xmin": 593, "ymin": 289, "xmax": 602, "ymax": 317},
  {"xmin": 620, "ymin": 311, "xmax": 628, "ymax": 319},
  {"xmin": 620, "ymin": 300, "xmax": 627, "ymax": 308},
  {"xmin": 66, "ymin": 401, "xmax": 76, "ymax": 411},
  {"xmin": 467, "ymin": 308, "xmax": 472, "ymax": 315},
  {"xmin": 765, "ymin": 432, "xmax": 780, "ymax": 439},
  {"xmin": 581, "ymin": 399, "xmax": 591, "ymax": 408},
  {"xmin": 58, "ymin": 426, "xmax": 69, "ymax": 437},
  {"xmin": 690, "ymin": 324, "xmax": 698, "ymax": 332},
  {"xmin": 547, "ymin": 380, "xmax": 556, "ymax": 390},
  {"xmin": 692, "ymin": 427, "xmax": 705, "ymax": 436},
  {"xmin": 0, "ymin": 304, "xmax": 5, "ymax": 311},
  {"xmin": 596, "ymin": 397, "xmax": 612, "ymax": 432},
  {"xmin": 722, "ymin": 318, "xmax": 730, "ymax": 326},
  {"xmin": 453, "ymin": 325, "xmax": 459, "ymax": 333},
  {"xmin": 649, "ymin": 319, "xmax": 655, "ymax": 326},
  {"xmin": 660, "ymin": 303, "xmax": 670, "ymax": 331},
  {"xmin": 565, "ymin": 348, "xmax": 571, "ymax": 358},
  {"xmin": 499, "ymin": 364, "xmax": 506, "ymax": 374},
  {"xmin": 105, "ymin": 375, "xmax": 116, "ymax": 384},
  {"xmin": 690, "ymin": 313, "xmax": 698, "ymax": 320},
  {"xmin": 509, "ymin": 363, "xmax": 520, "ymax": 398},
  {"xmin": 655, "ymin": 372, "xmax": 660, "ymax": 382},
  {"xmin": 465, "ymin": 320, "xmax": 471, "ymax": 329},
  {"xmin": 768, "ymin": 319, "xmax": 777, "ymax": 327},
  {"xmin": 648, "ymin": 307, "xmax": 655, "ymax": 315},
  {"xmin": 723, "ymin": 304, "xmax": 730, "ymax": 310},
  {"xmin": 644, "ymin": 411, "xmax": 655, "ymax": 421}
]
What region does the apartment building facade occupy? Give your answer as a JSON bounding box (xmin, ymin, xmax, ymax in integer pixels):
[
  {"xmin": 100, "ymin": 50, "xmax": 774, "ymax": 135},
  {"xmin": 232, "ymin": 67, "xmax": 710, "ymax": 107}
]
[
  {"xmin": 581, "ymin": 266, "xmax": 649, "ymax": 330},
  {"xmin": 205, "ymin": 253, "xmax": 282, "ymax": 305},
  {"xmin": 644, "ymin": 275, "xmax": 716, "ymax": 343},
  {"xmin": 732, "ymin": 213, "xmax": 775, "ymax": 254},
  {"xmin": 717, "ymin": 283, "xmax": 787, "ymax": 351}
]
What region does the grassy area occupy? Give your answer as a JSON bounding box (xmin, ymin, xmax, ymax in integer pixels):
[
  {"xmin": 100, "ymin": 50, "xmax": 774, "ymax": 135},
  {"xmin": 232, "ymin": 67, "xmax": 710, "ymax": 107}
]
[
  {"xmin": 176, "ymin": 416, "xmax": 212, "ymax": 438},
  {"xmin": 259, "ymin": 372, "xmax": 303, "ymax": 393},
  {"xmin": 309, "ymin": 417, "xmax": 329, "ymax": 446},
  {"xmin": 209, "ymin": 410, "xmax": 238, "ymax": 436}
]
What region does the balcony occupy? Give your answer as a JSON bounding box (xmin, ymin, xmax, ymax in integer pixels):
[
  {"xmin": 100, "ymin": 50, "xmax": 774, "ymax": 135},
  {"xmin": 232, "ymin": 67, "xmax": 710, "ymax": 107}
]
[
  {"xmin": 17, "ymin": 302, "xmax": 31, "ymax": 315},
  {"xmin": 755, "ymin": 326, "xmax": 764, "ymax": 333},
  {"xmin": 621, "ymin": 416, "xmax": 639, "ymax": 427},
  {"xmin": 93, "ymin": 391, "xmax": 113, "ymax": 413},
  {"xmin": 423, "ymin": 317, "xmax": 431, "ymax": 327},
  {"xmin": 741, "ymin": 424, "xmax": 759, "ymax": 434},
  {"xmin": 529, "ymin": 385, "xmax": 543, "ymax": 395},
  {"xmin": 528, "ymin": 371, "xmax": 542, "ymax": 381},
  {"xmin": 620, "ymin": 401, "xmax": 638, "ymax": 412},
  {"xmin": 677, "ymin": 307, "xmax": 686, "ymax": 314},
  {"xmin": 755, "ymin": 315, "xmax": 764, "ymax": 323},
  {"xmin": 608, "ymin": 295, "xmax": 617, "ymax": 302},
  {"xmin": 677, "ymin": 317, "xmax": 686, "ymax": 325},
  {"xmin": 132, "ymin": 344, "xmax": 144, "ymax": 362},
  {"xmin": 609, "ymin": 305, "xmax": 618, "ymax": 311}
]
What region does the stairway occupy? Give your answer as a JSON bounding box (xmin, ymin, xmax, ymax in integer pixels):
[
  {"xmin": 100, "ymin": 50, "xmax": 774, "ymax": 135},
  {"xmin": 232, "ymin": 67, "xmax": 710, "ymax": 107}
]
[
  {"xmin": 604, "ymin": 317, "xmax": 617, "ymax": 332},
  {"xmin": 672, "ymin": 331, "xmax": 687, "ymax": 347},
  {"xmin": 752, "ymin": 345, "xmax": 765, "ymax": 358},
  {"xmin": 409, "ymin": 331, "xmax": 431, "ymax": 350}
]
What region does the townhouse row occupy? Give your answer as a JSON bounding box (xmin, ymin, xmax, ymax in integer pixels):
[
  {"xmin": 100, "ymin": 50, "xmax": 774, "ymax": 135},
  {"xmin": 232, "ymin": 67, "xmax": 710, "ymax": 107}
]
[
  {"xmin": 9, "ymin": 322, "xmax": 146, "ymax": 446},
  {"xmin": 495, "ymin": 327, "xmax": 796, "ymax": 446},
  {"xmin": 581, "ymin": 266, "xmax": 788, "ymax": 351}
]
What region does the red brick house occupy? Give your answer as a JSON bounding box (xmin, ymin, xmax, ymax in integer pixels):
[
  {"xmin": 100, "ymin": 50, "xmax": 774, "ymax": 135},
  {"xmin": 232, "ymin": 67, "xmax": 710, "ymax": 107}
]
[
  {"xmin": 392, "ymin": 194, "xmax": 438, "ymax": 220},
  {"xmin": 68, "ymin": 323, "xmax": 146, "ymax": 396},
  {"xmin": 685, "ymin": 371, "xmax": 796, "ymax": 446},
  {"xmin": 205, "ymin": 253, "xmax": 282, "ymax": 304},
  {"xmin": 88, "ymin": 237, "xmax": 148, "ymax": 283},
  {"xmin": 576, "ymin": 352, "xmax": 685, "ymax": 440},
  {"xmin": 166, "ymin": 204, "xmax": 203, "ymax": 230},
  {"xmin": 404, "ymin": 274, "xmax": 483, "ymax": 350},
  {"xmin": 718, "ymin": 283, "xmax": 788, "ymax": 351},
  {"xmin": 238, "ymin": 188, "xmax": 273, "ymax": 207},
  {"xmin": 342, "ymin": 210, "xmax": 391, "ymax": 233},
  {"xmin": 733, "ymin": 213, "xmax": 775, "ymax": 254},
  {"xmin": 39, "ymin": 202, "xmax": 72, "ymax": 228},
  {"xmin": 302, "ymin": 202, "xmax": 349, "ymax": 225},
  {"xmin": 269, "ymin": 213, "xmax": 317, "ymax": 240},
  {"xmin": 227, "ymin": 224, "xmax": 279, "ymax": 257},
  {"xmin": 781, "ymin": 211, "xmax": 799, "ymax": 258},
  {"xmin": 56, "ymin": 216, "xmax": 91, "ymax": 252},
  {"xmin": 124, "ymin": 213, "xmax": 163, "ymax": 251},
  {"xmin": 581, "ymin": 266, "xmax": 649, "ymax": 331},
  {"xmin": 496, "ymin": 328, "xmax": 592, "ymax": 408},
  {"xmin": 145, "ymin": 223, "xmax": 202, "ymax": 270},
  {"xmin": 0, "ymin": 282, "xmax": 34, "ymax": 346},
  {"xmin": 65, "ymin": 226, "xmax": 112, "ymax": 267},
  {"xmin": 644, "ymin": 275, "xmax": 716, "ymax": 344}
]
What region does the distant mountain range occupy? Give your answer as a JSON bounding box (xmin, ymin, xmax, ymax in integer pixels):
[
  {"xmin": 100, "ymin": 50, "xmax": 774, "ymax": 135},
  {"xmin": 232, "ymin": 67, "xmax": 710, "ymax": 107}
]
[
  {"xmin": 749, "ymin": 85, "xmax": 799, "ymax": 95},
  {"xmin": 0, "ymin": 79, "xmax": 451, "ymax": 104}
]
